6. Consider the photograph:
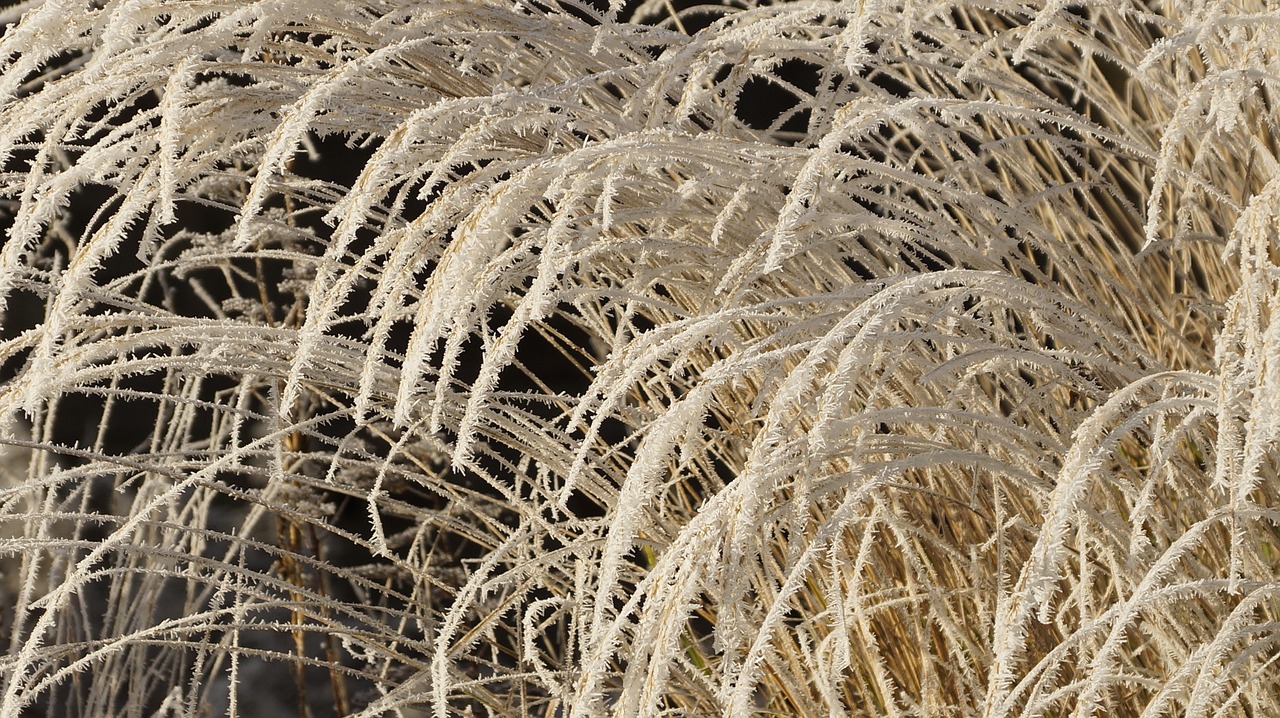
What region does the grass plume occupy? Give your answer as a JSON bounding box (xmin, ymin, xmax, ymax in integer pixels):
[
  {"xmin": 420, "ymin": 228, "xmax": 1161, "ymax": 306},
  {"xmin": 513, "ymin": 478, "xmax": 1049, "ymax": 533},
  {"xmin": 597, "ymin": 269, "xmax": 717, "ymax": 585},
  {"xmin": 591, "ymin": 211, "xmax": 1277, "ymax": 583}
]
[{"xmin": 1, "ymin": 0, "xmax": 1279, "ymax": 716}]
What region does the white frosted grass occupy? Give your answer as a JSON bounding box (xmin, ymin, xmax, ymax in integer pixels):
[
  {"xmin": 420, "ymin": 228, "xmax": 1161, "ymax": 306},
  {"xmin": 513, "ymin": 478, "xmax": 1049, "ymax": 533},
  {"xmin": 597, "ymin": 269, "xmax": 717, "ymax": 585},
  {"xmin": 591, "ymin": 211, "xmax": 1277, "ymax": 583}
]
[{"xmin": 0, "ymin": 1, "xmax": 1278, "ymax": 716}]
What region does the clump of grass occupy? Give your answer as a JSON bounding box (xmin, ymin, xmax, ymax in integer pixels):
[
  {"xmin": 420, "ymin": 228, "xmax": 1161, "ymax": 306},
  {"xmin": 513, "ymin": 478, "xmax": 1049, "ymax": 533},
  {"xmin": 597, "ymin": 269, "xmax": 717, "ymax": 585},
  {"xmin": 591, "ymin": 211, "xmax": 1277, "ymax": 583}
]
[{"xmin": 1, "ymin": 1, "xmax": 1278, "ymax": 716}]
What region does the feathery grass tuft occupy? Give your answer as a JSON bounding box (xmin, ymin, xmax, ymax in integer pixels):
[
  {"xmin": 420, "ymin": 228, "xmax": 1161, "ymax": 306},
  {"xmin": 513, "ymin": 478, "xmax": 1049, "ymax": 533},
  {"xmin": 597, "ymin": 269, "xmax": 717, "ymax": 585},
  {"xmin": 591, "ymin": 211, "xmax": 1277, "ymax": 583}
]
[{"xmin": 1, "ymin": 1, "xmax": 1279, "ymax": 716}]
